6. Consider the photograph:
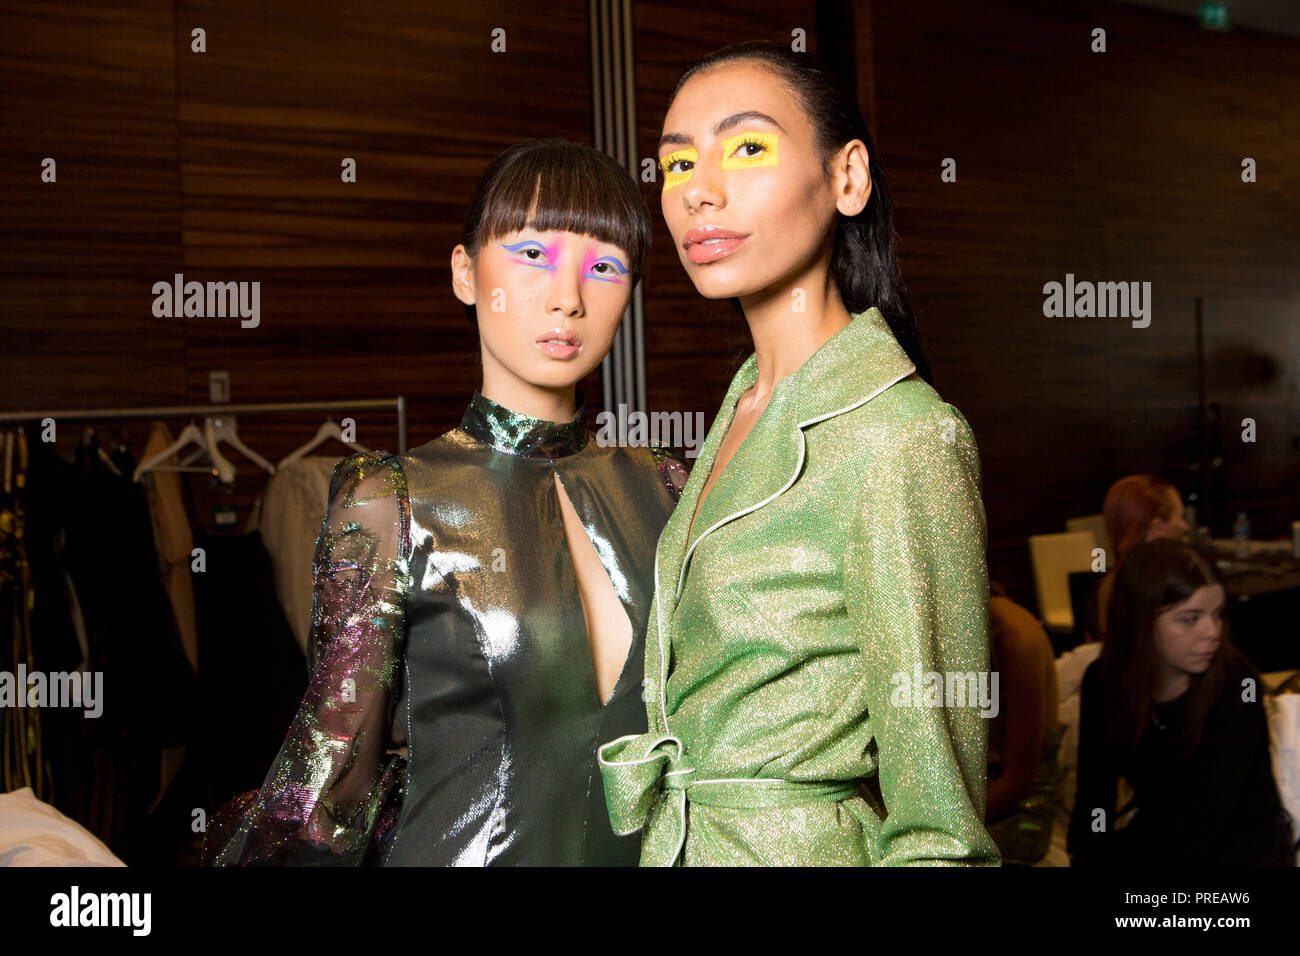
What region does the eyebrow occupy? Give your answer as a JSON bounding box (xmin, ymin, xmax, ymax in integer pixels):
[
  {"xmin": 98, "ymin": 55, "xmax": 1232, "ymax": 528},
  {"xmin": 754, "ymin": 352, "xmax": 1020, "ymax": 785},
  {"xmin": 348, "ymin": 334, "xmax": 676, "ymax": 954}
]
[{"xmin": 658, "ymin": 111, "xmax": 786, "ymax": 151}]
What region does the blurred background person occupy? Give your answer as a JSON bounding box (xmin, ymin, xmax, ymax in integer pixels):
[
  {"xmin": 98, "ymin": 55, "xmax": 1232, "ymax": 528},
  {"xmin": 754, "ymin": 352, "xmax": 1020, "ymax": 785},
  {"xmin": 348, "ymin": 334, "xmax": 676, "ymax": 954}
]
[
  {"xmin": 1085, "ymin": 474, "xmax": 1190, "ymax": 643},
  {"xmin": 985, "ymin": 579, "xmax": 1063, "ymax": 866},
  {"xmin": 1068, "ymin": 539, "xmax": 1294, "ymax": 867}
]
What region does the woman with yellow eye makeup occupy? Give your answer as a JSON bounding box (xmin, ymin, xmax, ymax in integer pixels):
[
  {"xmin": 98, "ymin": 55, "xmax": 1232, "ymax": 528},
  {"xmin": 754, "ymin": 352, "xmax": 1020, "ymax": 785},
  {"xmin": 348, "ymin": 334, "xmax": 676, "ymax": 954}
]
[
  {"xmin": 598, "ymin": 42, "xmax": 1000, "ymax": 866},
  {"xmin": 205, "ymin": 139, "xmax": 689, "ymax": 866}
]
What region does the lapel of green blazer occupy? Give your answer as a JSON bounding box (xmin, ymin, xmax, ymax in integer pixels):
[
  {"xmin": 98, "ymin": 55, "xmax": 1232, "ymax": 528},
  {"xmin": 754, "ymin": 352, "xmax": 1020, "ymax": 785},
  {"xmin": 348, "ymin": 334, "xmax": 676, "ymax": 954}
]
[{"xmin": 656, "ymin": 307, "xmax": 917, "ymax": 615}]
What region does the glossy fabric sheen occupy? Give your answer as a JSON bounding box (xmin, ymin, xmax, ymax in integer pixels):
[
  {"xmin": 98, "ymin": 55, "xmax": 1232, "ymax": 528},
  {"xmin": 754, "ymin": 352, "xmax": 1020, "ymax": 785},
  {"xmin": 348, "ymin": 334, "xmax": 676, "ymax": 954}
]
[
  {"xmin": 209, "ymin": 391, "xmax": 686, "ymax": 866},
  {"xmin": 600, "ymin": 307, "xmax": 1002, "ymax": 866}
]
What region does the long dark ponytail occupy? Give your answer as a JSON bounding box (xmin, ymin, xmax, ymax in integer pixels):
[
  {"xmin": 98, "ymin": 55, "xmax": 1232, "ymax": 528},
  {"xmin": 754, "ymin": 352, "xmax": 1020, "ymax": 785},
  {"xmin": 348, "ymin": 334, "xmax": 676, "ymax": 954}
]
[{"xmin": 667, "ymin": 41, "xmax": 932, "ymax": 386}]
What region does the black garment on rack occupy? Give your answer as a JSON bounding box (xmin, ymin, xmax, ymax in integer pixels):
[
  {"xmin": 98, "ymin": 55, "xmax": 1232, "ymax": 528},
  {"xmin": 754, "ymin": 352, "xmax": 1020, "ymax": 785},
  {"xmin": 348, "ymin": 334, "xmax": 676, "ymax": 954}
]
[
  {"xmin": 20, "ymin": 429, "xmax": 198, "ymax": 863},
  {"xmin": 73, "ymin": 433, "xmax": 197, "ymax": 861},
  {"xmin": 188, "ymin": 528, "xmax": 305, "ymax": 812},
  {"xmin": 14, "ymin": 430, "xmax": 87, "ymax": 810}
]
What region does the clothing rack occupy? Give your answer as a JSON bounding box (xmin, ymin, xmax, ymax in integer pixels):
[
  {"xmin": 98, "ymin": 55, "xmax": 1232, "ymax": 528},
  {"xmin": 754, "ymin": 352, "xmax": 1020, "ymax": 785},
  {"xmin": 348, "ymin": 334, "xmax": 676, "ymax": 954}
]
[{"xmin": 0, "ymin": 397, "xmax": 408, "ymax": 455}]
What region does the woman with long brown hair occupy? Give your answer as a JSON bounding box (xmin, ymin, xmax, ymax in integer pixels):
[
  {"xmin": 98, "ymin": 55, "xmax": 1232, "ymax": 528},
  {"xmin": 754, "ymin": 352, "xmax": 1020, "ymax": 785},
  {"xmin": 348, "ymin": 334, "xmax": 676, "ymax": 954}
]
[{"xmin": 1068, "ymin": 538, "xmax": 1294, "ymax": 866}]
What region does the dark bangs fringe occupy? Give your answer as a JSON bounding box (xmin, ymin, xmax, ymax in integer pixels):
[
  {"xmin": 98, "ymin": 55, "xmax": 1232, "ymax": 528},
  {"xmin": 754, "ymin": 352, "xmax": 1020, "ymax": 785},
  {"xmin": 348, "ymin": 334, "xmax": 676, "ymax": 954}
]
[{"xmin": 463, "ymin": 138, "xmax": 650, "ymax": 280}]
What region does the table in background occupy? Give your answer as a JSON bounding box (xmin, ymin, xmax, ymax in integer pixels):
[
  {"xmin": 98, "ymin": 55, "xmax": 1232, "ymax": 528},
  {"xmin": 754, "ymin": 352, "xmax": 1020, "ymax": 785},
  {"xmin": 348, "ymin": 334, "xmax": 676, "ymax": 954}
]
[{"xmin": 1208, "ymin": 540, "xmax": 1299, "ymax": 673}]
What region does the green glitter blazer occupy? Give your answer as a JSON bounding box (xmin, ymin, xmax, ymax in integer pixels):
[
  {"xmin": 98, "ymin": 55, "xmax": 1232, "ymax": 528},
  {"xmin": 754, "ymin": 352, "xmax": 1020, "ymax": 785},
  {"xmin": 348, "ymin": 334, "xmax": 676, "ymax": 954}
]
[{"xmin": 599, "ymin": 307, "xmax": 1002, "ymax": 866}]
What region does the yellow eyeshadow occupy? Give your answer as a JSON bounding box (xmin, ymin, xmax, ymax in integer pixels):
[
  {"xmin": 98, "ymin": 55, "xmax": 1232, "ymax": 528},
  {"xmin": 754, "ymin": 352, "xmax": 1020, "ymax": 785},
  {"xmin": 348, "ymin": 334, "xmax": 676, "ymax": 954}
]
[
  {"xmin": 659, "ymin": 147, "xmax": 697, "ymax": 190},
  {"xmin": 720, "ymin": 131, "xmax": 779, "ymax": 169}
]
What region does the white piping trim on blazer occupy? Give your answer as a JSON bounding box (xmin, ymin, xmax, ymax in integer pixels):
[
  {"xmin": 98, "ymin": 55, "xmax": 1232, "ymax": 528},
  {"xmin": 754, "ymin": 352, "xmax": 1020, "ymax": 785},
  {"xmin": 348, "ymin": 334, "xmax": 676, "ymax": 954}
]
[
  {"xmin": 653, "ymin": 535, "xmax": 692, "ymax": 865},
  {"xmin": 595, "ymin": 732, "xmax": 692, "ymax": 835},
  {"xmin": 672, "ymin": 363, "xmax": 916, "ymax": 603},
  {"xmin": 653, "ymin": 534, "xmax": 669, "ymax": 733}
]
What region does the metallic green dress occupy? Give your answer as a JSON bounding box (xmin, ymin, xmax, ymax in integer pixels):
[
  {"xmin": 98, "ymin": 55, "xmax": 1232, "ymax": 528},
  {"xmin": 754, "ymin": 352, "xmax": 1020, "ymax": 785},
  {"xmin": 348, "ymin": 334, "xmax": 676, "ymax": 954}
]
[
  {"xmin": 207, "ymin": 390, "xmax": 687, "ymax": 865},
  {"xmin": 599, "ymin": 307, "xmax": 1002, "ymax": 866}
]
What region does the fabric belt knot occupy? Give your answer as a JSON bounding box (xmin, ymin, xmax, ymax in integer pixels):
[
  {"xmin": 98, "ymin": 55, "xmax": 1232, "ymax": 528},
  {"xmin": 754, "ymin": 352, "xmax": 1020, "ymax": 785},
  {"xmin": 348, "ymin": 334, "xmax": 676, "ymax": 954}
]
[
  {"xmin": 598, "ymin": 732, "xmax": 859, "ymax": 866},
  {"xmin": 597, "ymin": 733, "xmax": 695, "ymax": 843}
]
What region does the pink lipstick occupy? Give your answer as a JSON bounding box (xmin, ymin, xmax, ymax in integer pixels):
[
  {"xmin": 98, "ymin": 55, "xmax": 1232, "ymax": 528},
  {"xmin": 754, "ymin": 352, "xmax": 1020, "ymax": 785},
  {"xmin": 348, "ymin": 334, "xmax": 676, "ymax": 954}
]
[
  {"xmin": 684, "ymin": 224, "xmax": 749, "ymax": 264},
  {"xmin": 536, "ymin": 327, "xmax": 581, "ymax": 359}
]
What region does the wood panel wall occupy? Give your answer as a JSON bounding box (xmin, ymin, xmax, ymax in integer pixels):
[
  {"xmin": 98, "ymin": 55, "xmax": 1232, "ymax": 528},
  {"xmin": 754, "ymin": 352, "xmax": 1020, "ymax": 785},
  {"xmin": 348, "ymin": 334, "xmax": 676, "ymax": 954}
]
[
  {"xmin": 849, "ymin": 0, "xmax": 1300, "ymax": 608},
  {"xmin": 1, "ymin": 0, "xmax": 595, "ymax": 529},
  {"xmin": 2, "ymin": 0, "xmax": 1297, "ymax": 618}
]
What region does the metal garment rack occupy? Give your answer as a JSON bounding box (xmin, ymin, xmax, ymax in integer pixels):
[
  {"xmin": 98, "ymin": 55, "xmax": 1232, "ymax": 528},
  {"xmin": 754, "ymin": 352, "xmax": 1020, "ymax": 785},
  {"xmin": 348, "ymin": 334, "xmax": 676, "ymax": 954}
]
[{"xmin": 0, "ymin": 397, "xmax": 408, "ymax": 455}]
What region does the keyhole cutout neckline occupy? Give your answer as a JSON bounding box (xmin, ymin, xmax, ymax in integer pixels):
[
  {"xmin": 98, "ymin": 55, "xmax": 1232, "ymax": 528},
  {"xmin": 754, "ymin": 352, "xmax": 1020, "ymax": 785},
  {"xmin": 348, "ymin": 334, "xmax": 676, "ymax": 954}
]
[
  {"xmin": 457, "ymin": 390, "xmax": 632, "ymax": 709},
  {"xmin": 553, "ymin": 471, "xmax": 635, "ymax": 709}
]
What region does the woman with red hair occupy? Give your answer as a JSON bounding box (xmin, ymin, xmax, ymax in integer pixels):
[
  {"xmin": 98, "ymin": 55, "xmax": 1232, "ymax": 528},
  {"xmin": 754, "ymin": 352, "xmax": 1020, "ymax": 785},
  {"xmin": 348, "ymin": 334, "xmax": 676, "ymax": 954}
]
[{"xmin": 1086, "ymin": 474, "xmax": 1189, "ymax": 642}]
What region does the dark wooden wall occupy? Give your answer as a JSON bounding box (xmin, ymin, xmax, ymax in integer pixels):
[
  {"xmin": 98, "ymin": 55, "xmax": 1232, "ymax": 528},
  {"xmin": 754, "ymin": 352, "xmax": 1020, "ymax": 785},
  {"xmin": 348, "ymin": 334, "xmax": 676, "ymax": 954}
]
[
  {"xmin": 850, "ymin": 0, "xmax": 1300, "ymax": 607},
  {"xmin": 630, "ymin": 0, "xmax": 1299, "ymax": 610},
  {"xmin": 3, "ymin": 0, "xmax": 1297, "ymax": 616},
  {"xmin": 1, "ymin": 0, "xmax": 595, "ymax": 528}
]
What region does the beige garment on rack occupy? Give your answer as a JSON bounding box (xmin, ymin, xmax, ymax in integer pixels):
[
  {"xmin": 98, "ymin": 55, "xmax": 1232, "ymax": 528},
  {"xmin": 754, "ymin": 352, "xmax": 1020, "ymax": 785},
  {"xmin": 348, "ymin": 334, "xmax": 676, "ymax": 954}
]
[
  {"xmin": 140, "ymin": 421, "xmax": 199, "ymax": 674},
  {"xmin": 247, "ymin": 455, "xmax": 341, "ymax": 656}
]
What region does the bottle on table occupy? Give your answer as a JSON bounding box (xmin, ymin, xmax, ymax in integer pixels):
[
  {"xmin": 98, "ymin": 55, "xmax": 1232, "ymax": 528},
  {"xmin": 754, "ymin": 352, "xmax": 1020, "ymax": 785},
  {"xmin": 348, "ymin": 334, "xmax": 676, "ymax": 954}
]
[{"xmin": 1232, "ymin": 511, "xmax": 1251, "ymax": 559}]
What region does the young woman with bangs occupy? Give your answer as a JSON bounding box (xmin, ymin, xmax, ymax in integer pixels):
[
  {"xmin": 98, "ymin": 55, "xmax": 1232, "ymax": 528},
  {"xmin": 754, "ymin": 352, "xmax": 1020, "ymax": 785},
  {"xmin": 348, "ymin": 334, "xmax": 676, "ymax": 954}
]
[{"xmin": 207, "ymin": 139, "xmax": 688, "ymax": 866}]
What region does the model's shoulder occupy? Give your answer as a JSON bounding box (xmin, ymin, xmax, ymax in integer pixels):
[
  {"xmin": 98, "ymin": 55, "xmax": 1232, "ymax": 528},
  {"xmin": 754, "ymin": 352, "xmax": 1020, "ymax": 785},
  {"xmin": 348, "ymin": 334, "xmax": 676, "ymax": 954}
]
[
  {"xmin": 321, "ymin": 451, "xmax": 410, "ymax": 515},
  {"xmin": 836, "ymin": 376, "xmax": 975, "ymax": 453},
  {"xmin": 865, "ymin": 375, "xmax": 970, "ymax": 425},
  {"xmin": 647, "ymin": 443, "xmax": 691, "ymax": 503},
  {"xmin": 390, "ymin": 428, "xmax": 471, "ymax": 474},
  {"xmin": 331, "ymin": 448, "xmax": 406, "ymax": 484},
  {"xmin": 830, "ymin": 372, "xmax": 947, "ymax": 424}
]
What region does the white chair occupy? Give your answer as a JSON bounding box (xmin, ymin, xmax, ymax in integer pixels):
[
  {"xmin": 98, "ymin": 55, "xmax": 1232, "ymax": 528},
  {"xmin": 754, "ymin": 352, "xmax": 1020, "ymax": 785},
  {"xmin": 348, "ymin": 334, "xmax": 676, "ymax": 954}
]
[
  {"xmin": 1065, "ymin": 514, "xmax": 1114, "ymax": 570},
  {"xmin": 1028, "ymin": 531, "xmax": 1099, "ymax": 633}
]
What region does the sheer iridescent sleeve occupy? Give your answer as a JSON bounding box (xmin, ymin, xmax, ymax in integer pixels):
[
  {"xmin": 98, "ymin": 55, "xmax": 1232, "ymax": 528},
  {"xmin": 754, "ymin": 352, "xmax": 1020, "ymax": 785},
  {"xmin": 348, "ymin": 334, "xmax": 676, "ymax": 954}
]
[
  {"xmin": 206, "ymin": 451, "xmax": 410, "ymax": 866},
  {"xmin": 649, "ymin": 444, "xmax": 690, "ymax": 504}
]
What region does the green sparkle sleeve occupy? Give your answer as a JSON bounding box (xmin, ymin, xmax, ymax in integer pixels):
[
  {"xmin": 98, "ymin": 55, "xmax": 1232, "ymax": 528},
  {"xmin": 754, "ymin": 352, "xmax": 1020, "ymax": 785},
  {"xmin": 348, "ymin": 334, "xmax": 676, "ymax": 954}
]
[{"xmin": 846, "ymin": 404, "xmax": 1002, "ymax": 866}]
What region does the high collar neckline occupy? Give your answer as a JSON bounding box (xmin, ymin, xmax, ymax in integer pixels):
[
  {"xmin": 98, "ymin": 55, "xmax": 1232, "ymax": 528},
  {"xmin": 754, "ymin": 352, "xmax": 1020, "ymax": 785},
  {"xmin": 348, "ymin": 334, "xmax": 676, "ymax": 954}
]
[{"xmin": 459, "ymin": 389, "xmax": 589, "ymax": 459}]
